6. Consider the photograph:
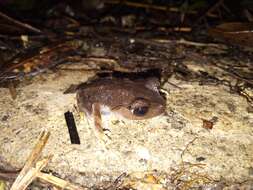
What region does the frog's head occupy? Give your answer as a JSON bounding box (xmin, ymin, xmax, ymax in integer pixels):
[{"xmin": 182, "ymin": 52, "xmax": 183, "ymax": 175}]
[{"xmin": 112, "ymin": 78, "xmax": 166, "ymax": 120}]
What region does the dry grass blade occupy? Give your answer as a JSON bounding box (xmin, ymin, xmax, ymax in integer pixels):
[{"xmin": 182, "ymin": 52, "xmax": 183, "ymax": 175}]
[
  {"xmin": 37, "ymin": 172, "xmax": 86, "ymax": 190},
  {"xmin": 10, "ymin": 157, "xmax": 51, "ymax": 190},
  {"xmin": 10, "ymin": 131, "xmax": 50, "ymax": 190},
  {"xmin": 10, "ymin": 131, "xmax": 87, "ymax": 190}
]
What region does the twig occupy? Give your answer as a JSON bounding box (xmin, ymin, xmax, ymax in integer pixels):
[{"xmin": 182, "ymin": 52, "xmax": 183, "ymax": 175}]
[
  {"xmin": 65, "ymin": 56, "xmax": 135, "ymax": 72},
  {"xmin": 37, "ymin": 172, "xmax": 85, "ymax": 190},
  {"xmin": 195, "ymin": 0, "xmax": 225, "ymax": 24},
  {"xmin": 181, "ymin": 137, "xmax": 198, "ymax": 161},
  {"xmin": 222, "ymin": 67, "xmax": 253, "ymax": 86},
  {"xmin": 0, "ymin": 11, "xmax": 42, "ymax": 34},
  {"xmin": 158, "ymin": 27, "xmax": 192, "ymax": 32},
  {"xmin": 105, "ymin": 0, "xmax": 196, "ymax": 14},
  {"xmin": 11, "ymin": 157, "xmax": 52, "ymax": 190},
  {"xmin": 210, "ymin": 61, "xmax": 253, "ymax": 85},
  {"xmin": 0, "ymin": 34, "xmax": 50, "ymax": 40},
  {"xmin": 153, "ymin": 38, "xmax": 227, "ymax": 49},
  {"xmin": 106, "ymin": 172, "xmax": 127, "ymax": 190},
  {"xmin": 9, "ymin": 131, "xmax": 87, "ymax": 190},
  {"xmin": 135, "ymin": 37, "xmax": 225, "ymax": 48},
  {"xmin": 10, "ymin": 131, "xmax": 50, "ymax": 190},
  {"xmin": 82, "ymin": 57, "xmax": 118, "ymax": 64},
  {"xmin": 0, "ymin": 41, "xmax": 77, "ymax": 81}
]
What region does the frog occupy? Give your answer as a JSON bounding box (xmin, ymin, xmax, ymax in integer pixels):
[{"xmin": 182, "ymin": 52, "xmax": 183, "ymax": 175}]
[{"xmin": 76, "ymin": 76, "xmax": 166, "ymax": 141}]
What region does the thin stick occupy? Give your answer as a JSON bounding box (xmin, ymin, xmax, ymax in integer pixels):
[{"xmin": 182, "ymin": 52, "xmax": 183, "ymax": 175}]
[
  {"xmin": 196, "ymin": 0, "xmax": 224, "ymax": 24},
  {"xmin": 37, "ymin": 172, "xmax": 86, "ymax": 190},
  {"xmin": 10, "ymin": 131, "xmax": 86, "ymax": 190},
  {"xmin": 181, "ymin": 137, "xmax": 198, "ymax": 161},
  {"xmin": 153, "ymin": 38, "xmax": 227, "ymax": 48},
  {"xmin": 0, "ymin": 11, "xmax": 42, "ymax": 34},
  {"xmin": 11, "ymin": 156, "xmax": 52, "ymax": 190},
  {"xmin": 10, "ymin": 131, "xmax": 50, "ymax": 190},
  {"xmin": 210, "ymin": 61, "xmax": 253, "ymax": 86},
  {"xmin": 105, "ymin": 0, "xmax": 197, "ymax": 14},
  {"xmin": 0, "ymin": 42, "xmax": 73, "ymax": 78}
]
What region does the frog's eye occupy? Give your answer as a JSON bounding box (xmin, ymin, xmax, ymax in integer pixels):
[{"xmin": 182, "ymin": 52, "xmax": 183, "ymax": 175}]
[
  {"xmin": 129, "ymin": 98, "xmax": 150, "ymax": 116},
  {"xmin": 132, "ymin": 106, "xmax": 149, "ymax": 116}
]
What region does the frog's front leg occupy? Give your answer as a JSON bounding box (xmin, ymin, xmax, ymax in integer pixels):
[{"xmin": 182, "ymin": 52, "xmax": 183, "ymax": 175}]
[{"xmin": 92, "ymin": 103, "xmax": 111, "ymax": 142}]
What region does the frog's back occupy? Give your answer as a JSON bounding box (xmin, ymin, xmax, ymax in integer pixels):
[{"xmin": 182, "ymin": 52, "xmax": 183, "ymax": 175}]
[
  {"xmin": 76, "ymin": 78, "xmax": 135, "ymax": 113},
  {"xmin": 77, "ymin": 78, "xmax": 129, "ymax": 89}
]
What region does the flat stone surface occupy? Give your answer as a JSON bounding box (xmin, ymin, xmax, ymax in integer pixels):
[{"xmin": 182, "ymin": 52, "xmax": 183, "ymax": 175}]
[{"xmin": 0, "ymin": 69, "xmax": 252, "ymax": 187}]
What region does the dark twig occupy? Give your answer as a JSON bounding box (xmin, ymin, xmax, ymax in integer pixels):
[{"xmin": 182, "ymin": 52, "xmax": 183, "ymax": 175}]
[
  {"xmin": 210, "ymin": 61, "xmax": 253, "ymax": 104},
  {"xmin": 211, "ymin": 62, "xmax": 253, "ymax": 86},
  {"xmin": 105, "ymin": 0, "xmax": 196, "ymax": 14},
  {"xmin": 181, "ymin": 137, "xmax": 198, "ymax": 162},
  {"xmin": 0, "ymin": 11, "xmax": 42, "ymax": 34},
  {"xmin": 106, "ymin": 172, "xmax": 127, "ymax": 190},
  {"xmin": 195, "ymin": 0, "xmax": 225, "ymax": 25}
]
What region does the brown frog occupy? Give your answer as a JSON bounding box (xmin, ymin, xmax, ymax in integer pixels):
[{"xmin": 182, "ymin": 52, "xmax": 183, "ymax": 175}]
[{"xmin": 76, "ymin": 77, "xmax": 166, "ymax": 140}]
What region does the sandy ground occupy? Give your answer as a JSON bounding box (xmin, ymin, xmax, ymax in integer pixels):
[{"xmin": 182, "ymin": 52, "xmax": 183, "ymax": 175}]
[{"xmin": 0, "ymin": 68, "xmax": 252, "ymax": 188}]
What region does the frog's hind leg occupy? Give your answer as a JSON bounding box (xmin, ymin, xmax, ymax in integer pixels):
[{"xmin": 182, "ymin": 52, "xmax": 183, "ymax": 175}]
[
  {"xmin": 92, "ymin": 103, "xmax": 103, "ymax": 134},
  {"xmin": 92, "ymin": 103, "xmax": 111, "ymax": 143}
]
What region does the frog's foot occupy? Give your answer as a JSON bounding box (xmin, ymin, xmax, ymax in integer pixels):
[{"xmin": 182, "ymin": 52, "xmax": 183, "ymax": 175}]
[
  {"xmin": 98, "ymin": 130, "xmax": 111, "ymax": 145},
  {"xmin": 93, "ymin": 122, "xmax": 111, "ymax": 143},
  {"xmin": 103, "ymin": 128, "xmax": 112, "ymax": 140}
]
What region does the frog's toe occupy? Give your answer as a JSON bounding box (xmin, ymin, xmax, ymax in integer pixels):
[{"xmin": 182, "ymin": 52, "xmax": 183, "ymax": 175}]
[
  {"xmin": 98, "ymin": 131, "xmax": 111, "ymax": 144},
  {"xmin": 92, "ymin": 125, "xmax": 111, "ymax": 143},
  {"xmin": 103, "ymin": 129, "xmax": 111, "ymax": 139}
]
